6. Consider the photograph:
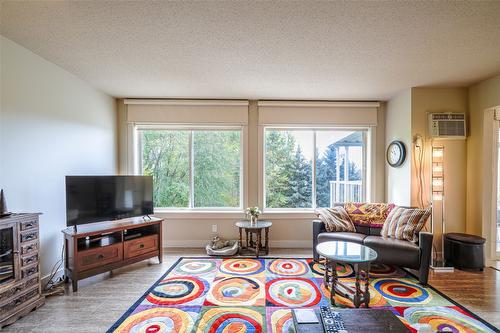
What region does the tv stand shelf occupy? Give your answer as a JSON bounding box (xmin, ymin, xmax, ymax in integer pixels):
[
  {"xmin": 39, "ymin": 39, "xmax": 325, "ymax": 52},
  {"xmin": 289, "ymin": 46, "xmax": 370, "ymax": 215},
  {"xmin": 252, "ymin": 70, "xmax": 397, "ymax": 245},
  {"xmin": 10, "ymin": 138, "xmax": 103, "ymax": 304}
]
[
  {"xmin": 62, "ymin": 217, "xmax": 163, "ymax": 292},
  {"xmin": 77, "ymin": 232, "xmax": 122, "ymax": 251}
]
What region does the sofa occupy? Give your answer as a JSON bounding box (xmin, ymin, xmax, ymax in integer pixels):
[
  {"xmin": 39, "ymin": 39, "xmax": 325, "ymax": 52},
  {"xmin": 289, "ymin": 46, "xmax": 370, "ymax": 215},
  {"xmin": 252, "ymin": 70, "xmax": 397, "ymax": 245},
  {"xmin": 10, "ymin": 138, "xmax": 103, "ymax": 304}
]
[{"xmin": 313, "ymin": 204, "xmax": 433, "ymax": 284}]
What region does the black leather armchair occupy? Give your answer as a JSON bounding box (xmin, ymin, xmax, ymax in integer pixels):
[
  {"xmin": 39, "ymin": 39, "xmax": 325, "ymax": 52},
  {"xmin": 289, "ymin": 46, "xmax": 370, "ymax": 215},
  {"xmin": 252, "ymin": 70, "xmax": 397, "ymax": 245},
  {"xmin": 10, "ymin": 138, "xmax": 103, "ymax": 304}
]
[{"xmin": 313, "ymin": 219, "xmax": 433, "ymax": 285}]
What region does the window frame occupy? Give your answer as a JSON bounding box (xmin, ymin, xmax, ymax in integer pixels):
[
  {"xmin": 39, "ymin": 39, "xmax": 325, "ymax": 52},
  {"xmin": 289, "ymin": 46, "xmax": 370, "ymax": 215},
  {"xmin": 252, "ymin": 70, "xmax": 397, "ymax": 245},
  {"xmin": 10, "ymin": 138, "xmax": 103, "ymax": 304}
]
[
  {"xmin": 483, "ymin": 106, "xmax": 500, "ymax": 263},
  {"xmin": 260, "ymin": 125, "xmax": 371, "ymax": 213},
  {"xmin": 132, "ymin": 124, "xmax": 246, "ymax": 213}
]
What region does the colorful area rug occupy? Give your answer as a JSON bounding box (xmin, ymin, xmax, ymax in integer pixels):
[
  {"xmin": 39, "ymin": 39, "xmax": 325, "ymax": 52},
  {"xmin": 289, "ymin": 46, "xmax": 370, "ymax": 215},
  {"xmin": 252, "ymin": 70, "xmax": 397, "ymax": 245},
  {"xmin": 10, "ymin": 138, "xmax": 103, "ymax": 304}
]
[{"xmin": 108, "ymin": 257, "xmax": 498, "ymax": 333}]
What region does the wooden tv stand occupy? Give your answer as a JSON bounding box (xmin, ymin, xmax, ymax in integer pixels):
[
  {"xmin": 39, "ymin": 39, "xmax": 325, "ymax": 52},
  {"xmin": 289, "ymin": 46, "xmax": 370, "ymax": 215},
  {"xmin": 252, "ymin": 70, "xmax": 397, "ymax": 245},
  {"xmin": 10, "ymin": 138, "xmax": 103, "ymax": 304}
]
[{"xmin": 62, "ymin": 217, "xmax": 163, "ymax": 292}]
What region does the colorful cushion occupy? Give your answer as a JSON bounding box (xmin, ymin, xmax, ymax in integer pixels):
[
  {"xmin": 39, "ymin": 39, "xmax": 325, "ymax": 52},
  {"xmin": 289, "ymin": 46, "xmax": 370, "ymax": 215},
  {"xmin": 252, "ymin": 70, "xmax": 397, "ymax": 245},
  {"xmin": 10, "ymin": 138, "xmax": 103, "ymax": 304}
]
[
  {"xmin": 315, "ymin": 207, "xmax": 356, "ymax": 232},
  {"xmin": 381, "ymin": 206, "xmax": 432, "ymax": 243},
  {"xmin": 343, "ymin": 203, "xmax": 395, "ymax": 228}
]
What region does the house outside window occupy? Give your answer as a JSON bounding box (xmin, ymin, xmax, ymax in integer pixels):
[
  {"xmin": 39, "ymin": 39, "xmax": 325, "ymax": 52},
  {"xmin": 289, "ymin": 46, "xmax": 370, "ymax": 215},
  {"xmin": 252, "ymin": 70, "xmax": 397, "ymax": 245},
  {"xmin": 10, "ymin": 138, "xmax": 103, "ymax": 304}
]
[{"xmin": 264, "ymin": 128, "xmax": 367, "ymax": 211}]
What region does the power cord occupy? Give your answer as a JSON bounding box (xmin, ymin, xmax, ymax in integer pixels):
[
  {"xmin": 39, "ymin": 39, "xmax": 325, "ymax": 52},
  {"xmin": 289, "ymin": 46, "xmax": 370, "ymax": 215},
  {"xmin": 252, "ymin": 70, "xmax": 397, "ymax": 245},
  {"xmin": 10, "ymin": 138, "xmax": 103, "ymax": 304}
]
[
  {"xmin": 413, "ymin": 134, "xmax": 437, "ymax": 260},
  {"xmin": 413, "ymin": 134, "xmax": 426, "ymax": 209},
  {"xmin": 42, "ymin": 242, "xmax": 66, "ymax": 297}
]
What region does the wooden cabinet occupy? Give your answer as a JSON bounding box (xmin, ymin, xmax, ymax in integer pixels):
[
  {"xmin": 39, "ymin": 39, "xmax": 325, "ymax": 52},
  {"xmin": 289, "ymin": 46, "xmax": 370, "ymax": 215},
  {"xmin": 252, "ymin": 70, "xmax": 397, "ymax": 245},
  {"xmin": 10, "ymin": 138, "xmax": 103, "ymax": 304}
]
[
  {"xmin": 77, "ymin": 243, "xmax": 123, "ymax": 271},
  {"xmin": 63, "ymin": 217, "xmax": 163, "ymax": 292},
  {"xmin": 124, "ymin": 234, "xmax": 158, "ymax": 259},
  {"xmin": 0, "ymin": 214, "xmax": 45, "ymax": 329}
]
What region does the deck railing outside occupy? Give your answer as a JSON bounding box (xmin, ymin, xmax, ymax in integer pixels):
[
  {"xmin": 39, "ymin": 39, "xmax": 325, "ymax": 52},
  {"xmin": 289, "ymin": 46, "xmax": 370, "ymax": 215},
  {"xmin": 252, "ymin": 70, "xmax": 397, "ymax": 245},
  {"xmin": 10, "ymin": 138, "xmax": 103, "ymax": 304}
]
[{"xmin": 329, "ymin": 180, "xmax": 363, "ymax": 205}]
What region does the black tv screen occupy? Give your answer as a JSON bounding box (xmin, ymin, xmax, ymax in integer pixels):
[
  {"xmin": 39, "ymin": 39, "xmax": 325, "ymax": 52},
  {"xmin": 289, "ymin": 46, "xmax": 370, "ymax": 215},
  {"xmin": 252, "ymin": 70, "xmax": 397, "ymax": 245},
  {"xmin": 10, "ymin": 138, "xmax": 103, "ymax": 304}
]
[{"xmin": 65, "ymin": 176, "xmax": 153, "ymax": 227}]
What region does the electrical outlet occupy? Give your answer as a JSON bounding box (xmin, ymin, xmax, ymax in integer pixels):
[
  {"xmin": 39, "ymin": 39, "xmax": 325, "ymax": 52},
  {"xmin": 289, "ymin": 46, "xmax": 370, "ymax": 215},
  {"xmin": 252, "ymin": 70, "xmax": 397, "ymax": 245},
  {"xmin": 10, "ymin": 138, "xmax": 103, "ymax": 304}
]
[{"xmin": 212, "ymin": 224, "xmax": 218, "ymax": 233}]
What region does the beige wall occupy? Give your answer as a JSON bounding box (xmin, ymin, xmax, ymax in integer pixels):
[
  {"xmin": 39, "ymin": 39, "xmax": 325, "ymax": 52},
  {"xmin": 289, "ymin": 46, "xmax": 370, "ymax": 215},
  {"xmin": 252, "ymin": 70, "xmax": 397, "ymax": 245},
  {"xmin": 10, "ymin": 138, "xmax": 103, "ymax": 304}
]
[
  {"xmin": 117, "ymin": 99, "xmax": 128, "ymax": 176},
  {"xmin": 117, "ymin": 100, "xmax": 387, "ymax": 247},
  {"xmin": 385, "ymin": 87, "xmax": 469, "ymax": 251},
  {"xmin": 0, "ymin": 37, "xmax": 117, "ymax": 277},
  {"xmin": 385, "ymin": 89, "xmax": 412, "ymax": 206},
  {"xmin": 410, "ymin": 88, "xmax": 468, "ymax": 235},
  {"xmin": 467, "ymin": 74, "xmax": 500, "ymax": 236}
]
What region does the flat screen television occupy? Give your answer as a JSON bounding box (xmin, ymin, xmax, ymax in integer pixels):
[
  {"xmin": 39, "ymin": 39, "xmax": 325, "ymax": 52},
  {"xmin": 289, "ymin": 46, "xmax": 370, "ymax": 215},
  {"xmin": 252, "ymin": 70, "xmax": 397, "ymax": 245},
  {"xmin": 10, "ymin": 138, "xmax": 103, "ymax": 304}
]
[{"xmin": 65, "ymin": 175, "xmax": 153, "ymax": 227}]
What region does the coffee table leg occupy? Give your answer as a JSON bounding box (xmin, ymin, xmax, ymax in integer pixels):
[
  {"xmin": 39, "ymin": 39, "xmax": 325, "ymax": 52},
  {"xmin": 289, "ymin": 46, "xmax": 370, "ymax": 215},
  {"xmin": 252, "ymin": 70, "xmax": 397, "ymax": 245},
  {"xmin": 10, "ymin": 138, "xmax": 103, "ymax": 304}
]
[
  {"xmin": 246, "ymin": 230, "xmax": 249, "ymax": 248},
  {"xmin": 354, "ymin": 264, "xmax": 361, "ymax": 308},
  {"xmin": 364, "ymin": 264, "xmax": 371, "ymax": 308},
  {"xmin": 330, "ymin": 260, "xmax": 337, "ymax": 306},
  {"xmin": 322, "ymin": 258, "xmax": 330, "ymax": 292},
  {"xmin": 323, "ymin": 259, "xmax": 328, "ymax": 286}
]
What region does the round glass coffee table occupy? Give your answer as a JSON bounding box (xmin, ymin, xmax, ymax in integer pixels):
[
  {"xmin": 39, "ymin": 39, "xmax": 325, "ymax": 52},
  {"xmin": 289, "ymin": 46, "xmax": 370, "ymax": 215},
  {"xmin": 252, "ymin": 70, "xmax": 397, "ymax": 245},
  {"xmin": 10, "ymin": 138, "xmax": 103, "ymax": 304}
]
[
  {"xmin": 316, "ymin": 241, "xmax": 377, "ymax": 308},
  {"xmin": 235, "ymin": 220, "xmax": 272, "ymax": 257}
]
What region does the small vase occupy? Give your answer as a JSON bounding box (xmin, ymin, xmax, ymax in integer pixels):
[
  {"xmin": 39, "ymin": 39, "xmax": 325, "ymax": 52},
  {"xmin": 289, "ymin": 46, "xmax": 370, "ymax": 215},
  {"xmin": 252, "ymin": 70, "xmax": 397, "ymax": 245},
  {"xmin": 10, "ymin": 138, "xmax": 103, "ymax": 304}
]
[{"xmin": 250, "ymin": 216, "xmax": 257, "ymax": 226}]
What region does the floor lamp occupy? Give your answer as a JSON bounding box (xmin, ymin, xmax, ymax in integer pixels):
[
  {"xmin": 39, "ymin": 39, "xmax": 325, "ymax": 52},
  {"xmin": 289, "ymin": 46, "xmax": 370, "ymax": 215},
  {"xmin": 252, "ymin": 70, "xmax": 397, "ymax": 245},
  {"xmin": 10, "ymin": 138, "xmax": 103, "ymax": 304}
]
[{"xmin": 430, "ymin": 146, "xmax": 454, "ymax": 272}]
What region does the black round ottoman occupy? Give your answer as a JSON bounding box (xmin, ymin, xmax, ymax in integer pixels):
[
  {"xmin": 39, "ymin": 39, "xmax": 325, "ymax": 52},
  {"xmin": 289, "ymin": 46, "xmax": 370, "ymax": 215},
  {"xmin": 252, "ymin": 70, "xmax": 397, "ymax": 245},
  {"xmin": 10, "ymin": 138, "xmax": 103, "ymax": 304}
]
[{"xmin": 444, "ymin": 233, "xmax": 486, "ymax": 270}]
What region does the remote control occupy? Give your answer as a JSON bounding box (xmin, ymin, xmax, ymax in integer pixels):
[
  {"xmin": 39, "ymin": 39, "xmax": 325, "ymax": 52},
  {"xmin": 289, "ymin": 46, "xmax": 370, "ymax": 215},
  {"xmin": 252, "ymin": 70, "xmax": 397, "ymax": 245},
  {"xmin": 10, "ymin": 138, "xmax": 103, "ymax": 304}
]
[{"xmin": 320, "ymin": 306, "xmax": 347, "ymax": 333}]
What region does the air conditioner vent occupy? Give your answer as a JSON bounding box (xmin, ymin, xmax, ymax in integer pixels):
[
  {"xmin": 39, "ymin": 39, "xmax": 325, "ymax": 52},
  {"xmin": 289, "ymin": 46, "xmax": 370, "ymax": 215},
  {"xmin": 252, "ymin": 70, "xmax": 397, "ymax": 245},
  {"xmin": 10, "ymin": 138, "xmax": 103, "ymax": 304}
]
[
  {"xmin": 429, "ymin": 113, "xmax": 466, "ymax": 139},
  {"xmin": 450, "ymin": 114, "xmax": 465, "ymax": 120}
]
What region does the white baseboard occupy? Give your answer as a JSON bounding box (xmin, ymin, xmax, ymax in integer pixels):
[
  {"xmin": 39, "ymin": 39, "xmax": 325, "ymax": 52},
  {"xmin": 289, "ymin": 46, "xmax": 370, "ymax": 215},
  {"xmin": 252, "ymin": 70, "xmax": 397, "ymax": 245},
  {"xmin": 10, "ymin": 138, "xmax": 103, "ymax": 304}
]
[
  {"xmin": 486, "ymin": 258, "xmax": 498, "ymax": 268},
  {"xmin": 165, "ymin": 239, "xmax": 311, "ymax": 248},
  {"xmin": 165, "ymin": 240, "xmax": 209, "ymax": 247},
  {"xmin": 268, "ymin": 240, "xmax": 311, "ymax": 248}
]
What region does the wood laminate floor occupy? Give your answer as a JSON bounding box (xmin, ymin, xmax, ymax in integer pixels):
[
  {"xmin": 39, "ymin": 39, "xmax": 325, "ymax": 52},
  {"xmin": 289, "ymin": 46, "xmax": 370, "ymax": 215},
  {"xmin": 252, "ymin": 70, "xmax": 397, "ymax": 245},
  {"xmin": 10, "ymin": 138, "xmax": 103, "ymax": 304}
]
[
  {"xmin": 428, "ymin": 265, "xmax": 500, "ymax": 329},
  {"xmin": 3, "ymin": 248, "xmax": 499, "ymax": 332}
]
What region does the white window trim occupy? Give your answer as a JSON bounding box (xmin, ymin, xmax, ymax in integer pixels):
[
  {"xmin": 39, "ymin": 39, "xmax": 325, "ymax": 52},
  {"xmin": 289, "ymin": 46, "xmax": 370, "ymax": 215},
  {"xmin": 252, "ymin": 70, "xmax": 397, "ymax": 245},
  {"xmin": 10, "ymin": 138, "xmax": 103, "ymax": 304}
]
[
  {"xmin": 129, "ymin": 123, "xmax": 248, "ymax": 214},
  {"xmin": 482, "ymin": 106, "xmax": 500, "ymax": 264},
  {"xmin": 258, "ymin": 125, "xmax": 374, "ymax": 213}
]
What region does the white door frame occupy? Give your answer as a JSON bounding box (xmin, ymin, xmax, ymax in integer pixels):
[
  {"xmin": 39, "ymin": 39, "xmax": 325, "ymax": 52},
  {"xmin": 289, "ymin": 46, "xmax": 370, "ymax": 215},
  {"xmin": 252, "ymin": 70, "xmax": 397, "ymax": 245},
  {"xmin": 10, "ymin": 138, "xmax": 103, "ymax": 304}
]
[{"xmin": 482, "ymin": 106, "xmax": 500, "ymax": 263}]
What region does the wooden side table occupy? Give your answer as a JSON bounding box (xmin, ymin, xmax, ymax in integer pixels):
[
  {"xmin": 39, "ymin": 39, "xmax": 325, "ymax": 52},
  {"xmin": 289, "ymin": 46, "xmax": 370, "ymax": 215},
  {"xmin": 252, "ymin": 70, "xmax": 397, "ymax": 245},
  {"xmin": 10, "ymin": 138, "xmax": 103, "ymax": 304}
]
[{"xmin": 235, "ymin": 220, "xmax": 272, "ymax": 257}]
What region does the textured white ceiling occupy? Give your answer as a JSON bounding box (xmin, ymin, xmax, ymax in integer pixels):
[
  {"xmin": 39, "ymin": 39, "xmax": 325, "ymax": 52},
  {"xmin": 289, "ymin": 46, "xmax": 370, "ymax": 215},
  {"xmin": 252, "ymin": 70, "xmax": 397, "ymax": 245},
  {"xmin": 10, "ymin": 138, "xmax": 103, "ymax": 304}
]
[{"xmin": 1, "ymin": 1, "xmax": 500, "ymax": 100}]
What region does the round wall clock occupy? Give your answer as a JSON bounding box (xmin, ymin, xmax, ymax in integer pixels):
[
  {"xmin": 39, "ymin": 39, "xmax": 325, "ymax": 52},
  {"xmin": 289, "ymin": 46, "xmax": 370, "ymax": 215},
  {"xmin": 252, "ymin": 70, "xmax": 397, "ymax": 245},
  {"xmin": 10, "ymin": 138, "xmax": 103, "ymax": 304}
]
[{"xmin": 387, "ymin": 140, "xmax": 406, "ymax": 167}]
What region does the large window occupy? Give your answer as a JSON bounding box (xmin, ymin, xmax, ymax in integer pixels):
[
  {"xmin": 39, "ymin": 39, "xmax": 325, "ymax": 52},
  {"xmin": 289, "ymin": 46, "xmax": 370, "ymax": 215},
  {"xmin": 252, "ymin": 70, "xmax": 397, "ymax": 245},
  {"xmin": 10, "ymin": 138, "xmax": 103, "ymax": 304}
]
[
  {"xmin": 264, "ymin": 128, "xmax": 367, "ymax": 210},
  {"xmin": 138, "ymin": 127, "xmax": 242, "ymax": 210}
]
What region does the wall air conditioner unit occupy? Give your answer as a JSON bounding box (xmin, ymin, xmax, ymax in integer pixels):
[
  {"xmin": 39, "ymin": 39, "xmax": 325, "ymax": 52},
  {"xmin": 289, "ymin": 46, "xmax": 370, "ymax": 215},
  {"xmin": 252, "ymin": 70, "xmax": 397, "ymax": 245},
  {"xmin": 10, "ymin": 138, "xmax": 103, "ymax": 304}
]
[{"xmin": 428, "ymin": 113, "xmax": 466, "ymax": 139}]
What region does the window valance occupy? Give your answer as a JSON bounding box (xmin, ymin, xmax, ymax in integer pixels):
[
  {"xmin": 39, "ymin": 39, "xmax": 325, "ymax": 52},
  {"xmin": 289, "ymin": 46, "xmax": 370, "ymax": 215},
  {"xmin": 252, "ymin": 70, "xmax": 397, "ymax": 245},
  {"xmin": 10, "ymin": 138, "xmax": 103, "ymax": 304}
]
[
  {"xmin": 124, "ymin": 99, "xmax": 249, "ymax": 124},
  {"xmin": 257, "ymin": 101, "xmax": 379, "ymax": 126}
]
